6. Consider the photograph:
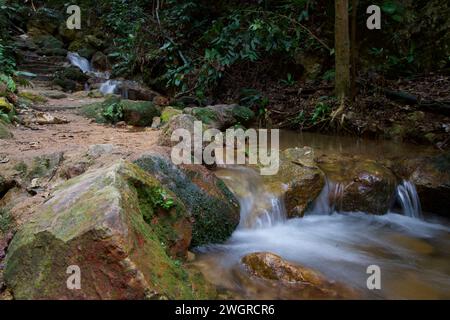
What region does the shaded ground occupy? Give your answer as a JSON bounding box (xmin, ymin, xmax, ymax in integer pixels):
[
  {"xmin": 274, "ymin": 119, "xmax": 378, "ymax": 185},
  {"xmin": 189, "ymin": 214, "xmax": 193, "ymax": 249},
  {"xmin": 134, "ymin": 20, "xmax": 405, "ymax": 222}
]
[{"xmin": 217, "ymin": 72, "xmax": 450, "ymax": 149}]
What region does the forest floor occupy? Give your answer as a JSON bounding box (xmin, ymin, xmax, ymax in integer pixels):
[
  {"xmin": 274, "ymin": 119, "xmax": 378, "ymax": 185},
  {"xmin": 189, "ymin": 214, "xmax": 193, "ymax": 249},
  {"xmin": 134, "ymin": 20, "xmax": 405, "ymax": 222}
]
[
  {"xmin": 218, "ymin": 72, "xmax": 450, "ymax": 148},
  {"xmin": 0, "ymin": 84, "xmax": 160, "ymax": 163}
]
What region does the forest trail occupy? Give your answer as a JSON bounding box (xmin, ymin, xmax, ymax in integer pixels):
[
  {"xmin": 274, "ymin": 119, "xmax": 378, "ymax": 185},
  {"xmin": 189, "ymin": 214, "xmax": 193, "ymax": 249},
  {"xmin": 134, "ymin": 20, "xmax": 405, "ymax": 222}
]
[{"xmin": 0, "ymin": 82, "xmax": 160, "ymax": 163}]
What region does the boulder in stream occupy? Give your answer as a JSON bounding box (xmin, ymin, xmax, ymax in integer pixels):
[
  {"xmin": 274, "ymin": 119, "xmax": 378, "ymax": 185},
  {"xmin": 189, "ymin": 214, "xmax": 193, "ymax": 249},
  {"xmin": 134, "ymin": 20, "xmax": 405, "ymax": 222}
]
[
  {"xmin": 262, "ymin": 147, "xmax": 325, "ymax": 218},
  {"xmin": 242, "ymin": 252, "xmax": 358, "ymax": 299},
  {"xmin": 316, "ymin": 154, "xmax": 397, "ymax": 215},
  {"xmin": 134, "ymin": 151, "xmax": 240, "ymax": 246},
  {"xmin": 4, "ymin": 161, "xmax": 215, "ymax": 299},
  {"xmin": 391, "ymin": 151, "xmax": 450, "ymax": 217}
]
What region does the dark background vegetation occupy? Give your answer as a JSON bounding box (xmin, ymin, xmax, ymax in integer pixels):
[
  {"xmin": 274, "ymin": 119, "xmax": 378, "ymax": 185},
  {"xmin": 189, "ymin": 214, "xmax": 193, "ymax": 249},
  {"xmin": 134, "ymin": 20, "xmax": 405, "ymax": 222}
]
[{"xmin": 1, "ymin": 0, "xmax": 449, "ymax": 144}]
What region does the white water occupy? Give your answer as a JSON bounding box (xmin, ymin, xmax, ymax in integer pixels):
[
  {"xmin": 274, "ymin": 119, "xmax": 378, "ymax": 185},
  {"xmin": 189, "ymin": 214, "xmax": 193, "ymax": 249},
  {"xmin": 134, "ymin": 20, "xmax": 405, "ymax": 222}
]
[
  {"xmin": 67, "ymin": 52, "xmax": 92, "ymax": 73},
  {"xmin": 67, "ymin": 51, "xmax": 120, "ymax": 94},
  {"xmin": 197, "ymin": 166, "xmax": 450, "ymax": 299},
  {"xmin": 216, "ymin": 166, "xmax": 286, "ymax": 229},
  {"xmin": 396, "ymin": 180, "xmax": 422, "ymax": 219},
  {"xmin": 99, "ymin": 80, "xmax": 121, "ymax": 95}
]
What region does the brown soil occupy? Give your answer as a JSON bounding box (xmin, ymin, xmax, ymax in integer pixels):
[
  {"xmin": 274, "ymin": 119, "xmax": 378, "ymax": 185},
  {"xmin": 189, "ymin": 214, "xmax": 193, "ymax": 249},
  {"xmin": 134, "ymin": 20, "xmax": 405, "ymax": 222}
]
[{"xmin": 0, "ymin": 87, "xmax": 160, "ymax": 163}]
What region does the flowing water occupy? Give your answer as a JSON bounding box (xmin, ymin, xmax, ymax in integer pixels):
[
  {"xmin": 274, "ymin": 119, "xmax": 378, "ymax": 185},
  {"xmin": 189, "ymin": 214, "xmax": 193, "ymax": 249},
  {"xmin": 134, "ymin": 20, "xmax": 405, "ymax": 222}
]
[
  {"xmin": 67, "ymin": 52, "xmax": 92, "ymax": 73},
  {"xmin": 99, "ymin": 80, "xmax": 121, "ymax": 95},
  {"xmin": 67, "ymin": 52, "xmax": 118, "ymax": 94},
  {"xmin": 194, "ymin": 132, "xmax": 450, "ymax": 299}
]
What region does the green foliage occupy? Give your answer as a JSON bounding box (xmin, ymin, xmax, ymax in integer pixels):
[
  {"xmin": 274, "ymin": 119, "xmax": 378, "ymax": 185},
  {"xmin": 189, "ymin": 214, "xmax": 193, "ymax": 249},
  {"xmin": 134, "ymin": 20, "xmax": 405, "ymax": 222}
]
[
  {"xmin": 0, "ymin": 73, "xmax": 16, "ymax": 92},
  {"xmin": 0, "ymin": 44, "xmax": 16, "ymax": 76},
  {"xmin": 192, "ymin": 108, "xmax": 217, "ymax": 124},
  {"xmin": 381, "ymin": 0, "xmax": 404, "ymax": 23},
  {"xmin": 291, "ymin": 98, "xmax": 331, "ymax": 127},
  {"xmin": 280, "ymin": 73, "xmax": 295, "ymax": 86},
  {"xmin": 311, "ymin": 101, "xmax": 331, "ymax": 124},
  {"xmin": 322, "ymin": 69, "xmax": 335, "ymax": 81},
  {"xmin": 239, "ymin": 88, "xmax": 269, "ymax": 118},
  {"xmin": 102, "ymin": 100, "xmax": 123, "ymax": 124}
]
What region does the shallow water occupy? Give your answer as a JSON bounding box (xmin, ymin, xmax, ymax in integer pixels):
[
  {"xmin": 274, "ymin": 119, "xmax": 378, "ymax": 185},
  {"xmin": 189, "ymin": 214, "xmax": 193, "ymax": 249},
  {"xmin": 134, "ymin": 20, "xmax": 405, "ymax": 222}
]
[{"xmin": 194, "ymin": 133, "xmax": 450, "ymax": 300}]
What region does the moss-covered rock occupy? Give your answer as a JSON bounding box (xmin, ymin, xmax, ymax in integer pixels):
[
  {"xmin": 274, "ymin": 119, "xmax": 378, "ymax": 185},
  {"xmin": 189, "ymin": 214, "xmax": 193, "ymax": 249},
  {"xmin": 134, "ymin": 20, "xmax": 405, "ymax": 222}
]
[
  {"xmin": 4, "ymin": 161, "xmax": 215, "ymax": 299},
  {"xmin": 52, "ymin": 78, "xmax": 80, "ymax": 92},
  {"xmin": 161, "ymin": 106, "xmax": 182, "ymax": 123},
  {"xmin": 81, "ymin": 97, "xmax": 160, "ymax": 127},
  {"xmin": 134, "ymin": 152, "xmax": 240, "ymax": 247},
  {"xmin": 261, "ymin": 147, "xmax": 325, "ymax": 218},
  {"xmin": 0, "ymin": 97, "xmax": 14, "ymax": 114},
  {"xmin": 23, "ymin": 152, "xmax": 64, "ymax": 187},
  {"xmin": 91, "ymin": 51, "xmax": 110, "ymax": 71},
  {"xmin": 0, "ymin": 120, "xmax": 13, "ymax": 139},
  {"xmin": 33, "ymin": 34, "xmax": 64, "ymax": 51},
  {"xmin": 186, "ymin": 104, "xmax": 255, "ymax": 130},
  {"xmin": 27, "ymin": 8, "xmax": 63, "ymax": 35},
  {"xmin": 84, "ymin": 35, "xmax": 104, "ymax": 49},
  {"xmin": 18, "ymin": 92, "xmax": 48, "ymax": 104},
  {"xmin": 68, "ymin": 40, "xmax": 96, "ymax": 59},
  {"xmin": 158, "ymin": 114, "xmax": 198, "ymax": 147},
  {"xmin": 121, "ymin": 100, "xmax": 160, "ymax": 127},
  {"xmin": 61, "ymin": 67, "xmax": 89, "ymax": 82}
]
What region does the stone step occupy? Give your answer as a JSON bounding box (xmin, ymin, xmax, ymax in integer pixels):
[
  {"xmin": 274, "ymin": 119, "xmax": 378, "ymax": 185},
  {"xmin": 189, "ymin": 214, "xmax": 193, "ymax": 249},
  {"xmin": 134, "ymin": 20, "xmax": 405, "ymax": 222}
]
[
  {"xmin": 18, "ymin": 67, "xmax": 63, "ymax": 75},
  {"xmin": 18, "ymin": 52, "xmax": 67, "ymax": 63},
  {"xmin": 19, "ymin": 61, "xmax": 65, "ymax": 69},
  {"xmin": 18, "ymin": 72, "xmax": 54, "ymax": 82}
]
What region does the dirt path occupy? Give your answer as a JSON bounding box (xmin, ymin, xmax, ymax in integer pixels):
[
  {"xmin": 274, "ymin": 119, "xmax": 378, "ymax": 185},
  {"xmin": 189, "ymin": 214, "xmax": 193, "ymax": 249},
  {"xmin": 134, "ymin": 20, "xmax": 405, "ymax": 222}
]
[{"xmin": 0, "ymin": 85, "xmax": 160, "ymax": 163}]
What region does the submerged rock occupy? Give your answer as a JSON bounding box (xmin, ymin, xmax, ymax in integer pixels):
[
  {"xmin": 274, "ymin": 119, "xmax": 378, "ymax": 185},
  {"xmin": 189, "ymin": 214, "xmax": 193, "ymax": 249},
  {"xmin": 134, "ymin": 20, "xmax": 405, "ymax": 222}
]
[
  {"xmin": 134, "ymin": 151, "xmax": 240, "ymax": 246},
  {"xmin": 241, "ymin": 252, "xmax": 358, "ymax": 299},
  {"xmin": 317, "ymin": 154, "xmax": 396, "ymax": 215},
  {"xmin": 4, "ymin": 161, "xmax": 214, "ymax": 299},
  {"xmin": 263, "ymin": 147, "xmax": 325, "ymax": 218}
]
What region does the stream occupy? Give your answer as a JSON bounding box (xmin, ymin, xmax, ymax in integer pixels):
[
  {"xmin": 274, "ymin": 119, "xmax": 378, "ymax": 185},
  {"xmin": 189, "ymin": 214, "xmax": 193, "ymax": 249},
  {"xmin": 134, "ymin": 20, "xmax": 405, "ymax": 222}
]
[{"xmin": 194, "ymin": 132, "xmax": 450, "ymax": 299}]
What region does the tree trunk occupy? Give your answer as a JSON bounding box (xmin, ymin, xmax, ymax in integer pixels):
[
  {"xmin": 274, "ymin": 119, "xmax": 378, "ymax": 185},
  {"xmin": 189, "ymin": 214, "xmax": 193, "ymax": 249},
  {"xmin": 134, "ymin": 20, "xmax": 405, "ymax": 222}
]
[
  {"xmin": 335, "ymin": 0, "xmax": 351, "ymax": 100},
  {"xmin": 350, "ymin": 0, "xmax": 359, "ymax": 99}
]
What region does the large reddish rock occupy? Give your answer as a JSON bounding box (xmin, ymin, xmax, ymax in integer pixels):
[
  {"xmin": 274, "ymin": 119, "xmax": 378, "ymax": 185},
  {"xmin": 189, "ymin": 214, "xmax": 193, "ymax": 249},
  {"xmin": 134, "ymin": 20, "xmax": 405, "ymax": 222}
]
[
  {"xmin": 134, "ymin": 151, "xmax": 240, "ymax": 246},
  {"xmin": 4, "ymin": 161, "xmax": 214, "ymax": 299}
]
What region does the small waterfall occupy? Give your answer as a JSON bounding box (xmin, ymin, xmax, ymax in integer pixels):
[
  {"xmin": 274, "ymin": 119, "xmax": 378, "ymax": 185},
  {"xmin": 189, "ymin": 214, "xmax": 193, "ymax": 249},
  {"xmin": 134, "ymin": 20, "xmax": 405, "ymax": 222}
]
[
  {"xmin": 307, "ymin": 179, "xmax": 344, "ymax": 215},
  {"xmin": 68, "ymin": 52, "xmax": 121, "ymax": 94},
  {"xmin": 215, "ymin": 166, "xmax": 286, "ymax": 229},
  {"xmin": 99, "ymin": 80, "xmax": 121, "ymax": 95},
  {"xmin": 396, "ymin": 180, "xmax": 422, "ymax": 219},
  {"xmin": 67, "ymin": 52, "xmax": 92, "ymax": 73}
]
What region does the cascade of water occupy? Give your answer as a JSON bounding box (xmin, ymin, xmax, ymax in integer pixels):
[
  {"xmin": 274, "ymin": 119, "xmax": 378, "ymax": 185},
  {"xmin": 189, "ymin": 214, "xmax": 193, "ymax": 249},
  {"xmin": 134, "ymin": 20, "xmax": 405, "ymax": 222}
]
[
  {"xmin": 215, "ymin": 166, "xmax": 286, "ymax": 229},
  {"xmin": 99, "ymin": 80, "xmax": 121, "ymax": 95},
  {"xmin": 67, "ymin": 52, "xmax": 92, "ymax": 73},
  {"xmin": 307, "ymin": 179, "xmax": 344, "ymax": 215},
  {"xmin": 396, "ymin": 180, "xmax": 422, "ymax": 219}
]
